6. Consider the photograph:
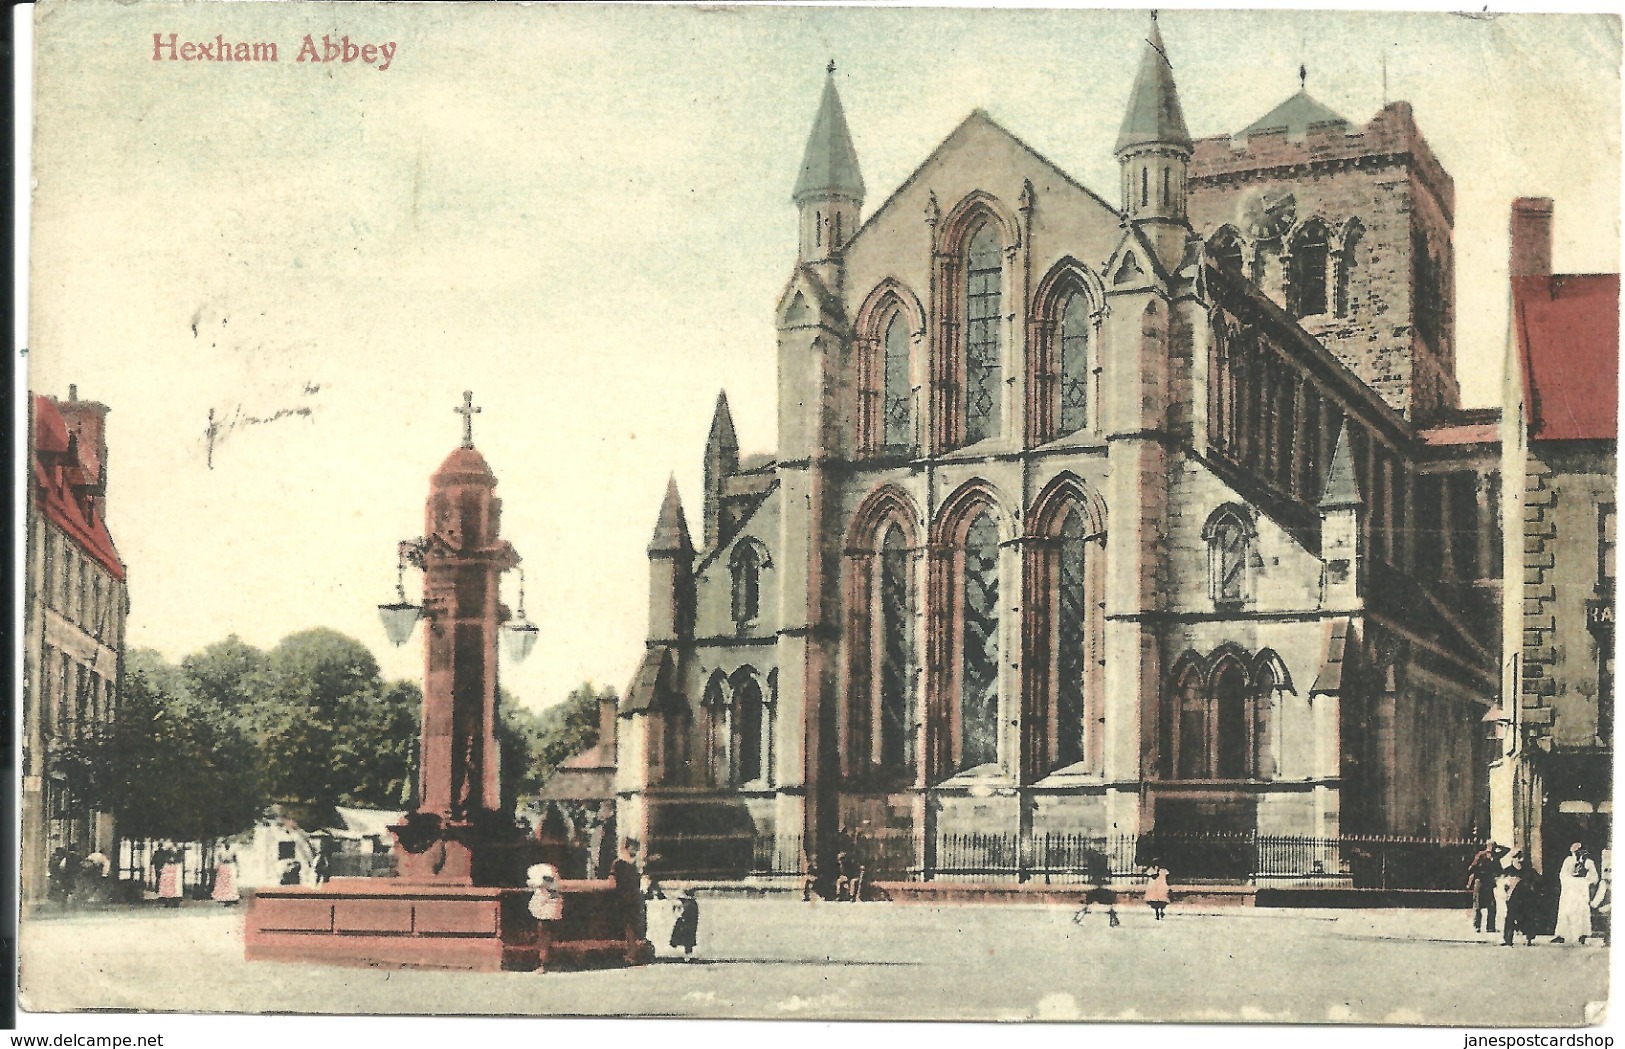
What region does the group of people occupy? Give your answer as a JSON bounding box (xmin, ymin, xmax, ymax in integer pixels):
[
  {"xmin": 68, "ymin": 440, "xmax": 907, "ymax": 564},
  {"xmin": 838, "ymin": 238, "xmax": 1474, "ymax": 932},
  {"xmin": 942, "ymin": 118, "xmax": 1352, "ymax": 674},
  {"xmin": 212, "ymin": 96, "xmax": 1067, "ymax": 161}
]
[
  {"xmin": 46, "ymin": 844, "xmax": 111, "ymax": 907},
  {"xmin": 1072, "ymin": 862, "xmax": 1172, "ymax": 927},
  {"xmin": 1467, "ymin": 840, "xmax": 1610, "ymax": 947}
]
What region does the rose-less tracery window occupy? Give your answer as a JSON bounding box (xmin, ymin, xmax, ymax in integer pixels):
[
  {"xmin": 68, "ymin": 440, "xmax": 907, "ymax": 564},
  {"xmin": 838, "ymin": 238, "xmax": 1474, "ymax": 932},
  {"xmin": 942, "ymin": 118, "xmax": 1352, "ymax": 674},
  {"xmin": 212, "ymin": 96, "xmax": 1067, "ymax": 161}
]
[
  {"xmin": 959, "ymin": 511, "xmax": 1000, "ymax": 768},
  {"xmin": 1058, "ymin": 291, "xmax": 1090, "ymax": 436},
  {"xmin": 882, "ymin": 314, "xmax": 913, "ymax": 450},
  {"xmin": 964, "ymin": 224, "xmax": 1003, "ymax": 444}
]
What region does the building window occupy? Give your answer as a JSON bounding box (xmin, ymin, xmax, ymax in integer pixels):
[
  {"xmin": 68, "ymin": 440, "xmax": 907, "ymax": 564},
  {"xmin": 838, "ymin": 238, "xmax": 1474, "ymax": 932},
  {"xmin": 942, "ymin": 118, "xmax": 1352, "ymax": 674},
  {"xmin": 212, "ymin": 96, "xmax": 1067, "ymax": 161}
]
[
  {"xmin": 662, "ymin": 703, "xmax": 692, "ymax": 786},
  {"xmin": 1054, "ymin": 510, "xmax": 1088, "ymax": 768},
  {"xmin": 964, "ymin": 223, "xmax": 1003, "ymax": 443},
  {"xmin": 882, "ymin": 313, "xmax": 912, "ymax": 449},
  {"xmin": 1288, "ymin": 221, "xmax": 1329, "ymax": 318},
  {"xmin": 958, "ymin": 511, "xmax": 1000, "ymax": 769},
  {"xmin": 1208, "ymin": 228, "xmax": 1244, "ymax": 278},
  {"xmin": 1161, "ymin": 650, "xmax": 1275, "ymax": 780},
  {"xmin": 877, "ymin": 524, "xmax": 914, "ymax": 768},
  {"xmin": 1212, "ymin": 657, "xmax": 1250, "ymax": 779},
  {"xmin": 702, "ymin": 675, "xmax": 728, "ymax": 786},
  {"xmin": 1335, "ymin": 222, "xmax": 1362, "ymax": 317},
  {"xmin": 1058, "ymin": 291, "xmax": 1090, "ymax": 436},
  {"xmin": 732, "ymin": 676, "xmax": 765, "ymax": 785},
  {"xmin": 729, "ymin": 541, "xmax": 767, "ymax": 627},
  {"xmin": 1205, "ymin": 507, "xmax": 1253, "ymax": 608}
]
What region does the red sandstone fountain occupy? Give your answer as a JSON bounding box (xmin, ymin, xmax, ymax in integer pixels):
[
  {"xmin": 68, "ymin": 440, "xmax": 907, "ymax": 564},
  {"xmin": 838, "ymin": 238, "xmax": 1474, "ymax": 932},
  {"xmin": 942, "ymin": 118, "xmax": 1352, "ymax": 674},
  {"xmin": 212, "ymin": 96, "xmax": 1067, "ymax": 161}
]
[{"xmin": 244, "ymin": 393, "xmax": 651, "ymax": 971}]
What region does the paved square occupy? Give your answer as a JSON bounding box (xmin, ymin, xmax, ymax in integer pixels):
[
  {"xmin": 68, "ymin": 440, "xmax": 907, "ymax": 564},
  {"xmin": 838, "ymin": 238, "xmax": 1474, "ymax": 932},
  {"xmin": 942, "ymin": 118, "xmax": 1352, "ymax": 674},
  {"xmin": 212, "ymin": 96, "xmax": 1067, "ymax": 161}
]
[{"xmin": 19, "ymin": 898, "xmax": 1609, "ymax": 1023}]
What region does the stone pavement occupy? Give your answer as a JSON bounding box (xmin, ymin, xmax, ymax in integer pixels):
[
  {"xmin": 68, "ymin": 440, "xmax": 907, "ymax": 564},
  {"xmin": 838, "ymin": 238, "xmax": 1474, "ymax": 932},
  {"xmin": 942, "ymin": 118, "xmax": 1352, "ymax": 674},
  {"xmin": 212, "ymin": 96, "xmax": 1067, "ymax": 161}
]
[{"xmin": 19, "ymin": 897, "xmax": 1609, "ymax": 1024}]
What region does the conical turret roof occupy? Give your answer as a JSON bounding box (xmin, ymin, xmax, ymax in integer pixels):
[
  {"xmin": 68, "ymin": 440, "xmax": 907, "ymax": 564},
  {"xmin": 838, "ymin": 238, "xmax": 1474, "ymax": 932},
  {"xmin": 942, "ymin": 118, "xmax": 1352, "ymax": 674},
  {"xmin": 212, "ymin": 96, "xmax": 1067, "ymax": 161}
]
[
  {"xmin": 650, "ymin": 475, "xmax": 694, "ymax": 553},
  {"xmin": 707, "ymin": 391, "xmax": 738, "ymax": 452},
  {"xmin": 793, "ymin": 65, "xmax": 865, "ymax": 204},
  {"xmin": 1116, "ymin": 15, "xmax": 1193, "ymax": 154},
  {"xmin": 1319, "ymin": 425, "xmax": 1363, "ymax": 510}
]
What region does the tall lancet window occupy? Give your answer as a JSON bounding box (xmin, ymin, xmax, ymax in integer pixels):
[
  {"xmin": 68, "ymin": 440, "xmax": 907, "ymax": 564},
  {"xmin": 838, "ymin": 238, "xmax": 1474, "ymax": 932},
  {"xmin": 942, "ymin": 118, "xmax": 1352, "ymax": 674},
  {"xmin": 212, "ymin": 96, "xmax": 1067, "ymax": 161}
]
[
  {"xmin": 733, "ymin": 677, "xmax": 765, "ymax": 785},
  {"xmin": 1055, "ymin": 510, "xmax": 1088, "ymax": 767},
  {"xmin": 878, "ymin": 524, "xmax": 914, "ymax": 767},
  {"xmin": 960, "ymin": 511, "xmax": 1001, "ymax": 768},
  {"xmin": 964, "ymin": 224, "xmax": 1003, "ymax": 443},
  {"xmin": 883, "ymin": 313, "xmax": 912, "ymax": 449},
  {"xmin": 1059, "ymin": 291, "xmax": 1091, "ymax": 435}
]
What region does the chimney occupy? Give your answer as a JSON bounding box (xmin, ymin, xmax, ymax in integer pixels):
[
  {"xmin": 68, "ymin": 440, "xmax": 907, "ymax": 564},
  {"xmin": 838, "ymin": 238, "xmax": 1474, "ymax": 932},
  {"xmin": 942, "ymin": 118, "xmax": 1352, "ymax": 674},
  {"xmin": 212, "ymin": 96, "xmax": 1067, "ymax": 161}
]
[
  {"xmin": 598, "ymin": 692, "xmax": 619, "ymax": 764},
  {"xmin": 1510, "ymin": 197, "xmax": 1554, "ymax": 278}
]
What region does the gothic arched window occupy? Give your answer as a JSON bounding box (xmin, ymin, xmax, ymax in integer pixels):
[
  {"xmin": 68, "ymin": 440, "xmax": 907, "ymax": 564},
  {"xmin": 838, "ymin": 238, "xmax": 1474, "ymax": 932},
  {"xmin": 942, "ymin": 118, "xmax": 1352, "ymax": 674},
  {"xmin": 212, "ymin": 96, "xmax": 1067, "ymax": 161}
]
[
  {"xmin": 1212, "ymin": 657, "xmax": 1250, "ymax": 779},
  {"xmin": 732, "ymin": 676, "xmax": 765, "ymax": 785},
  {"xmin": 1205, "ymin": 508, "xmax": 1253, "ymax": 608},
  {"xmin": 1335, "ymin": 222, "xmax": 1363, "ymax": 317},
  {"xmin": 1252, "ymin": 661, "xmax": 1279, "ymax": 780},
  {"xmin": 702, "ymin": 675, "xmax": 727, "ymax": 786},
  {"xmin": 729, "ymin": 541, "xmax": 767, "ymax": 627},
  {"xmin": 662, "ymin": 700, "xmax": 692, "ymax": 787},
  {"xmin": 958, "ymin": 511, "xmax": 1001, "ymax": 769},
  {"xmin": 1058, "ymin": 291, "xmax": 1091, "ymax": 436},
  {"xmin": 1208, "ymin": 228, "xmax": 1244, "ymax": 278},
  {"xmin": 882, "ymin": 312, "xmax": 913, "ymax": 449},
  {"xmin": 877, "ymin": 524, "xmax": 914, "ymax": 768},
  {"xmin": 964, "ymin": 224, "xmax": 1003, "ymax": 444},
  {"xmin": 1173, "ymin": 661, "xmax": 1207, "ymax": 779},
  {"xmin": 1288, "ymin": 221, "xmax": 1329, "ymax": 318},
  {"xmin": 1054, "ymin": 509, "xmax": 1088, "ymax": 767}
]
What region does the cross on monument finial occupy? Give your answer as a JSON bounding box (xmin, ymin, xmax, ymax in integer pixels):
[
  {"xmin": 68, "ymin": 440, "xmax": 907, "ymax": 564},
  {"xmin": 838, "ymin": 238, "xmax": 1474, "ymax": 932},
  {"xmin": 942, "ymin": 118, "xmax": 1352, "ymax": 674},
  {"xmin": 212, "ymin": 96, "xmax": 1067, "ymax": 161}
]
[
  {"xmin": 455, "ymin": 390, "xmax": 481, "ymax": 449},
  {"xmin": 827, "ymin": 58, "xmax": 836, "ymax": 75},
  {"xmin": 1299, "ymin": 63, "xmax": 1307, "ymax": 89}
]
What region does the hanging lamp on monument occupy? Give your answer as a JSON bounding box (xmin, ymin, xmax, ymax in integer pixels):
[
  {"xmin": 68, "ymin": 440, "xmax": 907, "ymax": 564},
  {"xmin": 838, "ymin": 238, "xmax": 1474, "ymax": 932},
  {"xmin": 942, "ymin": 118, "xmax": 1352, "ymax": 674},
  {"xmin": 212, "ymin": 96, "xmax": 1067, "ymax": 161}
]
[
  {"xmin": 377, "ymin": 546, "xmax": 423, "ymax": 647},
  {"xmin": 503, "ymin": 565, "xmax": 540, "ymax": 663}
]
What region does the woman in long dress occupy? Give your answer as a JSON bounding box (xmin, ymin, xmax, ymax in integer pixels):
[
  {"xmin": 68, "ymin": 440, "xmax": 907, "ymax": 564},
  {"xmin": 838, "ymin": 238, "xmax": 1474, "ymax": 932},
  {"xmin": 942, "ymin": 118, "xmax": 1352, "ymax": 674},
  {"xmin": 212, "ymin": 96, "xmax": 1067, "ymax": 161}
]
[
  {"xmin": 1553, "ymin": 842, "xmax": 1599, "ymax": 944},
  {"xmin": 211, "ymin": 851, "xmax": 240, "ymax": 905},
  {"xmin": 156, "ymin": 843, "xmax": 185, "ymax": 908}
]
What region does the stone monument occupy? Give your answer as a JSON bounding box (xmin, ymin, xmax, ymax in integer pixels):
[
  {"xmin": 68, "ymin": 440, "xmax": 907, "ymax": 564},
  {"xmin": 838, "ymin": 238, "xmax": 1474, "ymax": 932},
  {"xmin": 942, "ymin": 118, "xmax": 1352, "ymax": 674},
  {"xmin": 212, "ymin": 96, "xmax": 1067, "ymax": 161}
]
[{"xmin": 245, "ymin": 393, "xmax": 651, "ymax": 971}]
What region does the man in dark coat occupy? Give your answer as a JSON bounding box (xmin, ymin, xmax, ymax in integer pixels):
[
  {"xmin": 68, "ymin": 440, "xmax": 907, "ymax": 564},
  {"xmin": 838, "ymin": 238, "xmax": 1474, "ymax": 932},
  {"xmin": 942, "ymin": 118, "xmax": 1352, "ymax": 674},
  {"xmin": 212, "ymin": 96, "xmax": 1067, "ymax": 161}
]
[
  {"xmin": 610, "ymin": 839, "xmax": 646, "ymax": 943},
  {"xmin": 1467, "ymin": 840, "xmax": 1508, "ymax": 933},
  {"xmin": 1500, "ymin": 850, "xmax": 1538, "ymax": 947}
]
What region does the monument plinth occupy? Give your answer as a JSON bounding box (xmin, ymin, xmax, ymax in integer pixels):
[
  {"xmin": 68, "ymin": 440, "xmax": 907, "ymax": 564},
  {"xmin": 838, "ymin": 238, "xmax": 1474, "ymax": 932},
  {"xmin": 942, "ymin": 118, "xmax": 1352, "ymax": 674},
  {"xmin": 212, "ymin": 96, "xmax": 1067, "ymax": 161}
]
[{"xmin": 246, "ymin": 394, "xmax": 651, "ymax": 972}]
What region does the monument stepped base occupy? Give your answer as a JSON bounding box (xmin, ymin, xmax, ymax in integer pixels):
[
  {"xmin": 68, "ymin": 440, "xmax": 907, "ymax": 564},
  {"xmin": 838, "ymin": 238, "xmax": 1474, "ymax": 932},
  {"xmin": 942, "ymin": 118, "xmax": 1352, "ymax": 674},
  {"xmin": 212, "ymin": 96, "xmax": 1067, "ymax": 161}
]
[{"xmin": 245, "ymin": 878, "xmax": 652, "ymax": 972}]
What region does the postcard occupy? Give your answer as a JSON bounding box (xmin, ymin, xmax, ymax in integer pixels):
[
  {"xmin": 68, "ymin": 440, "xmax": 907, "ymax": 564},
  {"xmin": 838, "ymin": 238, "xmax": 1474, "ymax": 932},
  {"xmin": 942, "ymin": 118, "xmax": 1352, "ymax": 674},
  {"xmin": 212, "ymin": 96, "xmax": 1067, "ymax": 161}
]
[{"xmin": 17, "ymin": 0, "xmax": 1620, "ymax": 1031}]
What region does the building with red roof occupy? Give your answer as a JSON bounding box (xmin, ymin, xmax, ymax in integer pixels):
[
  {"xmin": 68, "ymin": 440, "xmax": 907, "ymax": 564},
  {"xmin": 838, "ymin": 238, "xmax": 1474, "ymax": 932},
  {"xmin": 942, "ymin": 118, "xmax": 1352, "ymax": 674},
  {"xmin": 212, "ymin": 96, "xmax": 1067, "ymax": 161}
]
[
  {"xmin": 23, "ymin": 386, "xmax": 130, "ymax": 906},
  {"xmin": 1490, "ymin": 199, "xmax": 1618, "ymax": 879}
]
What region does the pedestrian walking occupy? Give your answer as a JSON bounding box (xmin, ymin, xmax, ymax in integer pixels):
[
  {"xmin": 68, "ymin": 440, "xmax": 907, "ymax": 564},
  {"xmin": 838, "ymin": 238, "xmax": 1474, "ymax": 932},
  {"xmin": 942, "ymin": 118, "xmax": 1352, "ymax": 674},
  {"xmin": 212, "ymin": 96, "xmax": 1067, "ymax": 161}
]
[
  {"xmin": 1467, "ymin": 840, "xmax": 1507, "ymax": 933},
  {"xmin": 800, "ymin": 852, "xmax": 822, "ymax": 902},
  {"xmin": 1552, "ymin": 842, "xmax": 1599, "ymax": 944},
  {"xmin": 1074, "ymin": 881, "xmax": 1121, "ymax": 928},
  {"xmin": 311, "ymin": 846, "xmax": 332, "ymax": 886},
  {"xmin": 669, "ymin": 887, "xmax": 700, "ymax": 961},
  {"xmin": 47, "ymin": 847, "xmax": 69, "ymax": 907},
  {"xmin": 212, "ymin": 851, "xmax": 240, "ymax": 906},
  {"xmin": 1499, "ymin": 850, "xmax": 1537, "ymax": 946},
  {"xmin": 1143, "ymin": 861, "xmax": 1171, "ymax": 920}
]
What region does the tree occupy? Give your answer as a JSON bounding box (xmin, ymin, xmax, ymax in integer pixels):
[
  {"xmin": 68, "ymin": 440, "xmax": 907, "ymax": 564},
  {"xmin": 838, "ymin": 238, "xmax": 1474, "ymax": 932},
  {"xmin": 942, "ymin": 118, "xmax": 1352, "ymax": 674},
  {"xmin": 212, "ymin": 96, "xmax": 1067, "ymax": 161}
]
[
  {"xmin": 64, "ymin": 649, "xmax": 262, "ymax": 844},
  {"xmin": 496, "ymin": 683, "xmax": 614, "ymax": 816}
]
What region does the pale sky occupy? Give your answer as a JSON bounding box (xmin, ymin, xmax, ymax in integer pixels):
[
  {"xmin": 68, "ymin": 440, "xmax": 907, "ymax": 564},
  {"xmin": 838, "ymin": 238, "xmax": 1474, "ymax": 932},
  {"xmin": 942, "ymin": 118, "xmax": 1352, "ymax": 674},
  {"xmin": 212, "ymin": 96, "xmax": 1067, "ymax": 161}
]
[{"xmin": 27, "ymin": 2, "xmax": 1621, "ymax": 716}]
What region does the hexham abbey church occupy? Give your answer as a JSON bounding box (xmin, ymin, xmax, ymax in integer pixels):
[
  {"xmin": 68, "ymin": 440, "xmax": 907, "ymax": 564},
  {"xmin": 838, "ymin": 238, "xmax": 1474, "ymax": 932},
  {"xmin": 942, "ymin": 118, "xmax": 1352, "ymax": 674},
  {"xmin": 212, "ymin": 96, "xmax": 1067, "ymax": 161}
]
[{"xmin": 611, "ymin": 17, "xmax": 1507, "ymax": 882}]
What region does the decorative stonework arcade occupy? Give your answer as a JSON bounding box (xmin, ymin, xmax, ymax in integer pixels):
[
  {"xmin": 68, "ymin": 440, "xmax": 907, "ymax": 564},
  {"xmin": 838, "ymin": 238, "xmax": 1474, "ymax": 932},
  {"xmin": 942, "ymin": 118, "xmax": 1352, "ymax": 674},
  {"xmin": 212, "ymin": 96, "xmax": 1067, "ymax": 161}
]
[{"xmin": 245, "ymin": 393, "xmax": 650, "ymax": 971}]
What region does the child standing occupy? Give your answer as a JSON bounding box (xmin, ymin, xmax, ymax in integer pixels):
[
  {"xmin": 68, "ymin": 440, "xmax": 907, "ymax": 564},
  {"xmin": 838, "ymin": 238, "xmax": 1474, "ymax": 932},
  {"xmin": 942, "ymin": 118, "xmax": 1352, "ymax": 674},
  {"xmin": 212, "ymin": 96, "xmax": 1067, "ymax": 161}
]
[{"xmin": 1143, "ymin": 862, "xmax": 1171, "ymax": 920}]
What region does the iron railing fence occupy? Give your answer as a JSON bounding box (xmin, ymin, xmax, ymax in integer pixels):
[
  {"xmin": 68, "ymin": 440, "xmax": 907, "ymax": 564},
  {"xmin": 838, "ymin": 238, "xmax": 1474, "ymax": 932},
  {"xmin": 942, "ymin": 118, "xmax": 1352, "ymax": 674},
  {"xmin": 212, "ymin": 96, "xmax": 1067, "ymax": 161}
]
[{"xmin": 647, "ymin": 830, "xmax": 1482, "ymax": 890}]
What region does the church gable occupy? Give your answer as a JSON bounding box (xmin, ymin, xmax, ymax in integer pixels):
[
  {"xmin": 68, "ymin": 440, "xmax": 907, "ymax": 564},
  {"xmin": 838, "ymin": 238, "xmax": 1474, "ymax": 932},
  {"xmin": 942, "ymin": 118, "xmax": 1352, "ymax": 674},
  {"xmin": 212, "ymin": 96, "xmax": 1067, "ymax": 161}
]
[
  {"xmin": 842, "ymin": 111, "xmax": 1126, "ymax": 308},
  {"xmin": 776, "ymin": 265, "xmax": 847, "ymax": 333}
]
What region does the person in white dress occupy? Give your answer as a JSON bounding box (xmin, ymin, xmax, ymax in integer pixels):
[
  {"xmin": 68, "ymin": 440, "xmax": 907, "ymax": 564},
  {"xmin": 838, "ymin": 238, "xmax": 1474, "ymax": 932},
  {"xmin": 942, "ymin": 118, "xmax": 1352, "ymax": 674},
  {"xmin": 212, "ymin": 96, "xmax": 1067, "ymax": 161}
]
[{"xmin": 1553, "ymin": 842, "xmax": 1599, "ymax": 944}]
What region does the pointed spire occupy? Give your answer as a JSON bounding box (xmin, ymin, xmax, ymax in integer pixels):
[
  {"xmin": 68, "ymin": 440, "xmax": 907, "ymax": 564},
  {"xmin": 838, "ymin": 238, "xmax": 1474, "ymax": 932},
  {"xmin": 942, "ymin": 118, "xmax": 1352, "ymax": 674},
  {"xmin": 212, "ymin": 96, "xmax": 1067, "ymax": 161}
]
[
  {"xmin": 1116, "ymin": 12, "xmax": 1193, "ymax": 155},
  {"xmin": 793, "ymin": 63, "xmax": 865, "ymax": 205},
  {"xmin": 650, "ymin": 474, "xmax": 693, "ymax": 553},
  {"xmin": 1319, "ymin": 425, "xmax": 1363, "ymax": 510},
  {"xmin": 707, "ymin": 391, "xmax": 738, "ymax": 453}
]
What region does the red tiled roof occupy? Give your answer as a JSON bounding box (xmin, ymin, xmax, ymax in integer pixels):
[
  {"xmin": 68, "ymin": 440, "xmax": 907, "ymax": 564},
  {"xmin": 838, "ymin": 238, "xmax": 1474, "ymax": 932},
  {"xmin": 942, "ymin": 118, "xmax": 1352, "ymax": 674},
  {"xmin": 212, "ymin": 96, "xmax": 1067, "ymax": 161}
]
[
  {"xmin": 33, "ymin": 395, "xmax": 124, "ymax": 580},
  {"xmin": 1514, "ymin": 274, "xmax": 1619, "ymax": 442},
  {"xmin": 1420, "ymin": 421, "xmax": 1500, "ymax": 446}
]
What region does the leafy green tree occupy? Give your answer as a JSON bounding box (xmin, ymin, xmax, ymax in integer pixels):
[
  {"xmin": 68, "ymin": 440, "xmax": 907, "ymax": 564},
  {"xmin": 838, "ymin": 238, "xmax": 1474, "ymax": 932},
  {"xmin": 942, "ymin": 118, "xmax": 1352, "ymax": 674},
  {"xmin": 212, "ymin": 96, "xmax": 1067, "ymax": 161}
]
[
  {"xmin": 496, "ymin": 683, "xmax": 614, "ymax": 815},
  {"xmin": 62, "ymin": 648, "xmax": 262, "ymax": 843},
  {"xmin": 179, "ymin": 635, "xmax": 269, "ymax": 720}
]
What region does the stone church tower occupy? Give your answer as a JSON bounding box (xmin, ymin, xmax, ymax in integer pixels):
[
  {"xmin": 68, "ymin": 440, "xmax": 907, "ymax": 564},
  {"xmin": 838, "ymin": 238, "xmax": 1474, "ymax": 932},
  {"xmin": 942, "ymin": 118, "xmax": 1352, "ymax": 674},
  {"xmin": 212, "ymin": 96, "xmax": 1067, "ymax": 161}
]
[{"xmin": 614, "ymin": 16, "xmax": 1499, "ymax": 886}]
